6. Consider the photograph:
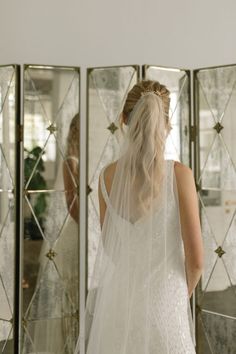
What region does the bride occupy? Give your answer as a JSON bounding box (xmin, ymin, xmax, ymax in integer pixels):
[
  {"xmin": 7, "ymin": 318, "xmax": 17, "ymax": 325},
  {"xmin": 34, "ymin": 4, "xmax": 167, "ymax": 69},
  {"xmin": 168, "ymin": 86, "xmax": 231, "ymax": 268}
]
[{"xmin": 76, "ymin": 80, "xmax": 203, "ymax": 353}]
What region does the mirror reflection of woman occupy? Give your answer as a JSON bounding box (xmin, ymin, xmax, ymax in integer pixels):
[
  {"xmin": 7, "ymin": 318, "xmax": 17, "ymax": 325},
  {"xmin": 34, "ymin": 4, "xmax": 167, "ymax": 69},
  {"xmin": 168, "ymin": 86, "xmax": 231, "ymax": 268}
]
[
  {"xmin": 75, "ymin": 80, "xmax": 203, "ymax": 354},
  {"xmin": 23, "ymin": 114, "xmax": 80, "ymax": 354}
]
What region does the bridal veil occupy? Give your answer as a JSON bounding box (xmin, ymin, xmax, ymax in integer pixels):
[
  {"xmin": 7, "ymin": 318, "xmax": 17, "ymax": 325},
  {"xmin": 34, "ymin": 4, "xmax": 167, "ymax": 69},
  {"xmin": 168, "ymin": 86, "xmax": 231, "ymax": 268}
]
[{"xmin": 75, "ymin": 82, "xmax": 195, "ymax": 353}]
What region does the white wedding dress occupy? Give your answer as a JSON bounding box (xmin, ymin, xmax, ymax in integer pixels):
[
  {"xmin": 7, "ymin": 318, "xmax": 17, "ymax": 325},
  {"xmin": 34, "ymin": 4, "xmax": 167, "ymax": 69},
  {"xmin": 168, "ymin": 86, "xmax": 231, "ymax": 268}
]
[{"xmin": 78, "ymin": 159, "xmax": 196, "ymax": 354}]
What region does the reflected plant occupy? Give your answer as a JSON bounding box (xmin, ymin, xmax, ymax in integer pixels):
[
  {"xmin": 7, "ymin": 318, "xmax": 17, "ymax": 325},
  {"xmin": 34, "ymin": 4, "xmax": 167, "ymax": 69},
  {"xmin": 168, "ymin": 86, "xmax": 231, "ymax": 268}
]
[{"xmin": 24, "ymin": 146, "xmax": 48, "ymax": 239}]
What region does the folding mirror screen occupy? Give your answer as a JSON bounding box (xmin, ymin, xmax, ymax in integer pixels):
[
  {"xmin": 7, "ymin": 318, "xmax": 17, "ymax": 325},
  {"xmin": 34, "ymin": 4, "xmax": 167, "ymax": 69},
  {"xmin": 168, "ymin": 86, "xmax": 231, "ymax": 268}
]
[{"xmin": 0, "ymin": 63, "xmax": 236, "ymax": 353}]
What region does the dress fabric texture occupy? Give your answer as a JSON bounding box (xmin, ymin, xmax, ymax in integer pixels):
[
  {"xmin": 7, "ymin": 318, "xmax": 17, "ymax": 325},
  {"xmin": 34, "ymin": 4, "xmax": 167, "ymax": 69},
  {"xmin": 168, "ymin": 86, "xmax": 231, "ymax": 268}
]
[{"xmin": 77, "ymin": 159, "xmax": 196, "ymax": 354}]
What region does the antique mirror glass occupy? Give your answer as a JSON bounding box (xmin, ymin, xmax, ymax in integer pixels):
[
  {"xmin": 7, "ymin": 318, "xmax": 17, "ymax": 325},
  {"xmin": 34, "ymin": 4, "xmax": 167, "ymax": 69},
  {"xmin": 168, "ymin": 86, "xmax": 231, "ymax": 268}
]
[
  {"xmin": 143, "ymin": 65, "xmax": 191, "ymax": 166},
  {"xmin": 195, "ymin": 65, "xmax": 236, "ymax": 353},
  {"xmin": 22, "ymin": 65, "xmax": 80, "ymax": 353},
  {"xmin": 87, "ymin": 65, "xmax": 139, "ymax": 289},
  {"xmin": 0, "ymin": 65, "xmax": 17, "ymax": 353}
]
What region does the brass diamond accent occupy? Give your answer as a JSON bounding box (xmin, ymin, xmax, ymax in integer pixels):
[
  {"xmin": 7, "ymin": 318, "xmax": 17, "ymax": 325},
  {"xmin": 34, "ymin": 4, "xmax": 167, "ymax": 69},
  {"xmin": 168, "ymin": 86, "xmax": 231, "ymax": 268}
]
[
  {"xmin": 107, "ymin": 122, "xmax": 118, "ymax": 134},
  {"xmin": 213, "ymin": 122, "xmax": 224, "ymax": 133},
  {"xmin": 22, "ymin": 318, "xmax": 27, "ymax": 327},
  {"xmin": 215, "ymin": 246, "xmax": 226, "ymax": 258},
  {"xmin": 47, "ymin": 124, "xmax": 57, "ymax": 134},
  {"xmin": 46, "ymin": 248, "xmax": 57, "ymax": 260},
  {"xmin": 87, "ymin": 185, "xmax": 93, "ymax": 195}
]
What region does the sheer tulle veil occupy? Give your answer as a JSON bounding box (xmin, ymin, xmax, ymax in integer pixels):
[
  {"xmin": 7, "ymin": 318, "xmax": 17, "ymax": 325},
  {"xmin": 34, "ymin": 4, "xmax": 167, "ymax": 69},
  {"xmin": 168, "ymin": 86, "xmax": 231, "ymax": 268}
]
[{"xmin": 75, "ymin": 82, "xmax": 195, "ymax": 353}]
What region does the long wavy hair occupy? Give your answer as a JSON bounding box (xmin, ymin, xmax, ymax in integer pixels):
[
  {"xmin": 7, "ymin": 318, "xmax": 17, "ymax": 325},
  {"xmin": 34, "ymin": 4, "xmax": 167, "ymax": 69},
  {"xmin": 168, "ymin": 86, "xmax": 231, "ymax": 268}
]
[{"xmin": 120, "ymin": 80, "xmax": 172, "ymax": 212}]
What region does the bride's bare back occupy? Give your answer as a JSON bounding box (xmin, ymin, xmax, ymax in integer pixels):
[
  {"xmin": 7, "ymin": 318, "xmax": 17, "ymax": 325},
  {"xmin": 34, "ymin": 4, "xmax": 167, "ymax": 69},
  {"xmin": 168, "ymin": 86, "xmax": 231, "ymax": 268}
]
[{"xmin": 98, "ymin": 160, "xmax": 203, "ymax": 298}]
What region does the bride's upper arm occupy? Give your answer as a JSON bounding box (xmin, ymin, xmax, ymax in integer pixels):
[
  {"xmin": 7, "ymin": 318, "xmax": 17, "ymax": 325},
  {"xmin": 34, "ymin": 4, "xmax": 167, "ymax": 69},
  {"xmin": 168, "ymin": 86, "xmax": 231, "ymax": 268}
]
[
  {"xmin": 98, "ymin": 173, "xmax": 107, "ymax": 230},
  {"xmin": 174, "ymin": 162, "xmax": 204, "ymax": 270}
]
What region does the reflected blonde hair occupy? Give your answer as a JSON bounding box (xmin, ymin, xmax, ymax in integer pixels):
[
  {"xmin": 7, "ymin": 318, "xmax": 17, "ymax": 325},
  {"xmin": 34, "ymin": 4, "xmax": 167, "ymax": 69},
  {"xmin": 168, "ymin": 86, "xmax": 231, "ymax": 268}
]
[{"xmin": 66, "ymin": 113, "xmax": 80, "ymax": 158}]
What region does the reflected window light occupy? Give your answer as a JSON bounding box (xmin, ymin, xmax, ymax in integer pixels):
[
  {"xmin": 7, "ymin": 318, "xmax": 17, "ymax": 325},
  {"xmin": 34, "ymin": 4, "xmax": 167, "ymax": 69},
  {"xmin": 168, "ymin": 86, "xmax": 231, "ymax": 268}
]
[
  {"xmin": 165, "ymin": 91, "xmax": 180, "ymax": 161},
  {"xmin": 24, "ymin": 112, "xmax": 56, "ymax": 161}
]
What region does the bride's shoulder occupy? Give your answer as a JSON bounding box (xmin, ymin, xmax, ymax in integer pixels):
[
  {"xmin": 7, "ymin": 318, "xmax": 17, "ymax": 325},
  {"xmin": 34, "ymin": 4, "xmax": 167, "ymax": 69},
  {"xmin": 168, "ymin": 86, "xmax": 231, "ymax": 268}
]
[
  {"xmin": 173, "ymin": 160, "xmax": 192, "ymax": 174},
  {"xmin": 100, "ymin": 160, "xmax": 118, "ymax": 187},
  {"xmin": 172, "ymin": 160, "xmax": 195, "ymax": 191}
]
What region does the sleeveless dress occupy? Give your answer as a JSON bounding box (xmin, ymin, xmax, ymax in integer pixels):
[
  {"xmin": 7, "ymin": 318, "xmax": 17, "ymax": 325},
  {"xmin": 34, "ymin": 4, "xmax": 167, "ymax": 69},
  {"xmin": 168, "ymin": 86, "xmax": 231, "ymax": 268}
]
[{"xmin": 85, "ymin": 159, "xmax": 196, "ymax": 354}]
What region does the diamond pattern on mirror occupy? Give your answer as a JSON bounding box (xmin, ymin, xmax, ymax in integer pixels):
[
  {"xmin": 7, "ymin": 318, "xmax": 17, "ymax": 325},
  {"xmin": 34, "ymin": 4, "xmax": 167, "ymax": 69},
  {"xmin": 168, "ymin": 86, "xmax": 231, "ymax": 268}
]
[
  {"xmin": 24, "ymin": 69, "xmax": 50, "ymax": 125},
  {"xmin": 198, "ymin": 133, "xmax": 236, "ymax": 190},
  {"xmin": 26, "ymin": 67, "xmax": 78, "ymax": 124},
  {"xmin": 88, "ymin": 198, "xmax": 101, "ymax": 288},
  {"xmin": 23, "ymin": 66, "xmax": 80, "ymax": 353},
  {"xmin": 201, "ymin": 311, "xmax": 236, "ymax": 354},
  {"xmin": 25, "ymin": 259, "xmax": 75, "ymax": 321},
  {"xmin": 25, "ymin": 131, "xmax": 78, "ymax": 191},
  {"xmin": 0, "ymin": 207, "xmax": 14, "ymax": 312},
  {"xmin": 199, "ymin": 197, "xmax": 218, "ymax": 290},
  {"xmin": 24, "ymin": 195, "xmax": 45, "ymax": 241},
  {"xmin": 24, "ymin": 131, "xmax": 52, "ymax": 189},
  {"xmin": 0, "ymin": 146, "xmax": 14, "ymax": 191},
  {"xmin": 22, "ymin": 325, "xmax": 37, "ymax": 354},
  {"xmin": 25, "ymin": 190, "xmax": 77, "ymax": 245},
  {"xmin": 199, "ymin": 189, "xmax": 236, "ymax": 250},
  {"xmin": 169, "ymin": 73, "xmax": 188, "ymax": 122},
  {"xmin": 23, "ymin": 316, "xmax": 78, "ymax": 354},
  {"xmin": 91, "ymin": 67, "xmax": 136, "ymax": 123},
  {"xmin": 196, "ymin": 65, "xmax": 236, "ymax": 354},
  {"xmin": 197, "ymin": 67, "xmax": 236, "ymax": 123},
  {"xmin": 197, "ymin": 313, "xmax": 214, "ymax": 354},
  {"xmin": 0, "ymin": 192, "xmax": 12, "ymax": 239},
  {"xmin": 200, "ymin": 257, "xmax": 236, "ymax": 317},
  {"xmin": 0, "ymin": 66, "xmax": 14, "ymax": 114},
  {"xmin": 53, "ymin": 75, "xmax": 80, "ymax": 158},
  {"xmin": 222, "ymin": 210, "xmax": 236, "ymax": 286},
  {"xmin": 0, "ymin": 320, "xmax": 13, "ymax": 352},
  {"xmin": 0, "ymin": 276, "xmax": 12, "ymax": 321},
  {"xmin": 89, "ymin": 133, "xmax": 120, "ymax": 201}
]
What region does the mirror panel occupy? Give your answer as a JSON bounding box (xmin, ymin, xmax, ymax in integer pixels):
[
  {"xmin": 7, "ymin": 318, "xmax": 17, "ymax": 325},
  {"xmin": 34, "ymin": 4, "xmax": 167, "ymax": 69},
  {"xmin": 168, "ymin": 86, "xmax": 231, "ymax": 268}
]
[
  {"xmin": 0, "ymin": 65, "xmax": 17, "ymax": 353},
  {"xmin": 143, "ymin": 65, "xmax": 191, "ymax": 165},
  {"xmin": 87, "ymin": 65, "xmax": 139, "ymax": 289},
  {"xmin": 195, "ymin": 65, "xmax": 236, "ymax": 353},
  {"xmin": 22, "ymin": 65, "xmax": 80, "ymax": 353}
]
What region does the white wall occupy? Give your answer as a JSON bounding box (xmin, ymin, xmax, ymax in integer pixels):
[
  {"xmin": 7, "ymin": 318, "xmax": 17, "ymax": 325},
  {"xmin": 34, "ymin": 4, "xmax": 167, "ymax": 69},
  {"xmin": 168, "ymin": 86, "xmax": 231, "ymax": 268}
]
[
  {"xmin": 0, "ymin": 0, "xmax": 236, "ymax": 69},
  {"xmin": 1, "ymin": 0, "xmax": 236, "ymax": 113}
]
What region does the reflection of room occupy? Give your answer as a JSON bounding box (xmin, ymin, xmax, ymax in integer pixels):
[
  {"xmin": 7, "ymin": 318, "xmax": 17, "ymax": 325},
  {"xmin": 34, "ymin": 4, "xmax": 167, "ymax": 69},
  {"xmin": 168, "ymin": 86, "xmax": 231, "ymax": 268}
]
[
  {"xmin": 0, "ymin": 66, "xmax": 16, "ymax": 353},
  {"xmin": 196, "ymin": 67, "xmax": 236, "ymax": 353},
  {"xmin": 22, "ymin": 66, "xmax": 80, "ymax": 354}
]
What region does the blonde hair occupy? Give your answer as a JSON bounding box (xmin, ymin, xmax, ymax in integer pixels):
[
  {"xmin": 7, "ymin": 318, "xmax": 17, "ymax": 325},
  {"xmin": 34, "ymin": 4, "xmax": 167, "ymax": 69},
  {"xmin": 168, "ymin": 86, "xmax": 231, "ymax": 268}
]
[
  {"xmin": 122, "ymin": 80, "xmax": 170, "ymax": 127},
  {"xmin": 66, "ymin": 113, "xmax": 80, "ymax": 158},
  {"xmin": 121, "ymin": 80, "xmax": 171, "ymax": 212}
]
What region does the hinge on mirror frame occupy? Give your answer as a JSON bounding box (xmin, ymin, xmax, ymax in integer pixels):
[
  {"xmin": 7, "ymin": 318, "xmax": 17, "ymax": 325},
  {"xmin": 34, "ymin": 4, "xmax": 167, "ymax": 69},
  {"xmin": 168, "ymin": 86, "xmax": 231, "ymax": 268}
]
[
  {"xmin": 190, "ymin": 125, "xmax": 197, "ymax": 142},
  {"xmin": 17, "ymin": 124, "xmax": 23, "ymax": 142}
]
